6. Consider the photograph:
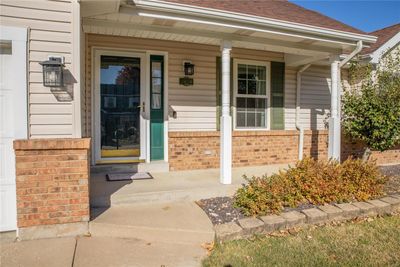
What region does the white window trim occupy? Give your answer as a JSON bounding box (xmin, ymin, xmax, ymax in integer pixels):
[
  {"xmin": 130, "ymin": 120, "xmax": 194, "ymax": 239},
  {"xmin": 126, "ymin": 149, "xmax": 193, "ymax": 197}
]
[{"xmin": 233, "ymin": 59, "xmax": 271, "ymax": 131}]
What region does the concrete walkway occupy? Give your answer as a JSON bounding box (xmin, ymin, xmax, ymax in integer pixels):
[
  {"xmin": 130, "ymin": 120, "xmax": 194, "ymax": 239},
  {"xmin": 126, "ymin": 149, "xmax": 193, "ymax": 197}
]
[
  {"xmin": 2, "ymin": 164, "xmax": 288, "ymax": 266},
  {"xmin": 1, "ymin": 201, "xmax": 215, "ymax": 267},
  {"xmin": 91, "ymin": 164, "xmax": 289, "ymax": 207}
]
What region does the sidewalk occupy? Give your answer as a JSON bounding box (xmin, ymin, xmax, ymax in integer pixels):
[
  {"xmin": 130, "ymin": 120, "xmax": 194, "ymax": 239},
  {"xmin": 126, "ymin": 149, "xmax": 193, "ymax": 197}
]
[{"xmin": 1, "ymin": 201, "xmax": 215, "ymax": 267}]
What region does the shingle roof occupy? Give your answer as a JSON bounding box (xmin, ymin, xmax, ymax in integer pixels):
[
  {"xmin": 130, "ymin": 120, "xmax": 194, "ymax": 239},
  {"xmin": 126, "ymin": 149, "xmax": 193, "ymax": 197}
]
[
  {"xmin": 362, "ymin": 23, "xmax": 400, "ymax": 54},
  {"xmin": 162, "ymin": 0, "xmax": 365, "ymax": 34}
]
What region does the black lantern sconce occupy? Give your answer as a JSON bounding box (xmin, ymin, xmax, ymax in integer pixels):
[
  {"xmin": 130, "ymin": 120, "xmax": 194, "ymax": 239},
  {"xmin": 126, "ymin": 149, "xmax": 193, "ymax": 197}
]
[
  {"xmin": 179, "ymin": 61, "xmax": 195, "ymax": 86},
  {"xmin": 184, "ymin": 61, "xmax": 195, "ymax": 76},
  {"xmin": 39, "ymin": 56, "xmax": 65, "ymax": 87}
]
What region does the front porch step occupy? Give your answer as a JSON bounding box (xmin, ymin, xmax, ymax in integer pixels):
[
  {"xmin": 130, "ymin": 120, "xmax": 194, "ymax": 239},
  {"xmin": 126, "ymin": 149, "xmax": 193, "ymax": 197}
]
[
  {"xmin": 91, "ymin": 161, "xmax": 169, "ymax": 174},
  {"xmin": 90, "ymin": 183, "xmax": 239, "ymax": 208},
  {"xmin": 89, "ymin": 202, "xmax": 214, "ymax": 245},
  {"xmin": 110, "ymin": 184, "xmax": 239, "ymax": 206}
]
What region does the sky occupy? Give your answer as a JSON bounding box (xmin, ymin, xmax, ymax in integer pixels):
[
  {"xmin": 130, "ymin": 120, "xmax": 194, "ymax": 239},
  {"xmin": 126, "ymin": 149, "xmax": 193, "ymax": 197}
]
[{"xmin": 290, "ymin": 0, "xmax": 400, "ymax": 33}]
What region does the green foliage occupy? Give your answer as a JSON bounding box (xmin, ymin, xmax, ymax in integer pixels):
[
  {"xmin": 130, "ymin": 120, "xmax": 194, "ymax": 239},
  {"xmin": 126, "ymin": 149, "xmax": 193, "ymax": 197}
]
[
  {"xmin": 342, "ymin": 48, "xmax": 400, "ymax": 152},
  {"xmin": 234, "ymin": 157, "xmax": 387, "ymax": 216}
]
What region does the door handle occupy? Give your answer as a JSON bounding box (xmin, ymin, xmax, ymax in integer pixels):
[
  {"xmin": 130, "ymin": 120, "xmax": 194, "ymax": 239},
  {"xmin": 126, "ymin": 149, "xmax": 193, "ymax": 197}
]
[{"xmin": 137, "ymin": 102, "xmax": 145, "ymax": 112}]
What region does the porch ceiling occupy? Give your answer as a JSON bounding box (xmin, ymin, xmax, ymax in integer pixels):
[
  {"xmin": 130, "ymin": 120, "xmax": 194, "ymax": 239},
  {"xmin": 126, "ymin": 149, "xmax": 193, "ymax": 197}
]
[{"xmin": 81, "ymin": 1, "xmax": 373, "ymax": 66}]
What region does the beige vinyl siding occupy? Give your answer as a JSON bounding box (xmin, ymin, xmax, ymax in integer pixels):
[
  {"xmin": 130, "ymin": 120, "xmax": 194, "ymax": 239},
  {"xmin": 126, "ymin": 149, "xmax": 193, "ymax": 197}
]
[
  {"xmin": 0, "ymin": 0, "xmax": 74, "ymax": 138},
  {"xmin": 285, "ymin": 65, "xmax": 337, "ymax": 130},
  {"xmin": 84, "ymin": 34, "xmax": 283, "ymax": 135},
  {"xmin": 284, "ymin": 67, "xmax": 297, "ymax": 130}
]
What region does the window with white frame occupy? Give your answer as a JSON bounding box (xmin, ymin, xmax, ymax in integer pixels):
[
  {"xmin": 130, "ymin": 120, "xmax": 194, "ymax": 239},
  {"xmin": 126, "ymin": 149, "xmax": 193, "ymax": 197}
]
[{"xmin": 234, "ymin": 60, "xmax": 269, "ymax": 128}]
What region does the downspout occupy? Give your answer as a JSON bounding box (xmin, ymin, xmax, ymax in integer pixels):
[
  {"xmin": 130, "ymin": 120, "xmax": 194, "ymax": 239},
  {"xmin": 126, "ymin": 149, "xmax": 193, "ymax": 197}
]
[
  {"xmin": 339, "ymin": 40, "xmax": 363, "ymax": 68},
  {"xmin": 296, "ymin": 64, "xmax": 311, "ymax": 160}
]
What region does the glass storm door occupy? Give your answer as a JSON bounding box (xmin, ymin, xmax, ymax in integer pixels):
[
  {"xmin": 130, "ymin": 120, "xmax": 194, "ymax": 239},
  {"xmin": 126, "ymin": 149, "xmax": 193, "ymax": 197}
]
[{"xmin": 100, "ymin": 55, "xmax": 141, "ymax": 158}]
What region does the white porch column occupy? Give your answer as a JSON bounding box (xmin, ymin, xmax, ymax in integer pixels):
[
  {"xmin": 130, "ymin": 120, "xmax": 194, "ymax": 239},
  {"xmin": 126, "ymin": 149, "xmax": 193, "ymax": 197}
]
[
  {"xmin": 220, "ymin": 40, "xmax": 232, "ymax": 184},
  {"xmin": 328, "ymin": 59, "xmax": 341, "ymax": 161}
]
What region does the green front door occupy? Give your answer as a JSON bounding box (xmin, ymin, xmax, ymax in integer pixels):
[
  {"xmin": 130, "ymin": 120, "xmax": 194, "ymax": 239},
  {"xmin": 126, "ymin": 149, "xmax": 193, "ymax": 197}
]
[{"xmin": 150, "ymin": 55, "xmax": 164, "ymax": 161}]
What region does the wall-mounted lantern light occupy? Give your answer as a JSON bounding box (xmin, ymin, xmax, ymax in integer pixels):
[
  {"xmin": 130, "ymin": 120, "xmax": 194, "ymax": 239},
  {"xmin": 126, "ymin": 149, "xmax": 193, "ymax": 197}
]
[
  {"xmin": 179, "ymin": 61, "xmax": 195, "ymax": 86},
  {"xmin": 39, "ymin": 56, "xmax": 65, "ymax": 87},
  {"xmin": 184, "ymin": 61, "xmax": 195, "ymax": 76}
]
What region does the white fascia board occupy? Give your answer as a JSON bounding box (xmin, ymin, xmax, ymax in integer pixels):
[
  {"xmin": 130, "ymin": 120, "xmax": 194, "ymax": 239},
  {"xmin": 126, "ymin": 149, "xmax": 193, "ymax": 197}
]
[
  {"xmin": 133, "ymin": 0, "xmax": 377, "ymax": 44},
  {"xmin": 370, "ymin": 32, "xmax": 400, "ymax": 64}
]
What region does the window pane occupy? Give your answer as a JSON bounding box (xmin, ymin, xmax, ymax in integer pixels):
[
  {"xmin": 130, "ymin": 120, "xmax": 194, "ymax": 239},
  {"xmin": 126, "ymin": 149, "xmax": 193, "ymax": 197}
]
[
  {"xmin": 237, "ymin": 97, "xmax": 246, "ymax": 108},
  {"xmin": 152, "ymin": 78, "xmax": 161, "ymax": 93},
  {"xmin": 247, "ymin": 98, "xmax": 256, "ymax": 109},
  {"xmin": 237, "ymin": 111, "xmax": 246, "ymax": 127},
  {"xmin": 246, "ymin": 111, "xmax": 256, "ymax": 127},
  {"xmin": 0, "ymin": 40, "xmax": 12, "ymax": 55},
  {"xmin": 256, "ymin": 112, "xmax": 266, "ymax": 127},
  {"xmin": 152, "ymin": 93, "xmax": 161, "ymax": 109},
  {"xmin": 248, "ymin": 80, "xmax": 257, "ymax": 94},
  {"xmin": 256, "ymin": 98, "xmax": 266, "ymax": 109},
  {"xmin": 248, "ymin": 65, "xmax": 257, "ymax": 80},
  {"xmin": 257, "ymin": 66, "xmax": 266, "ymax": 80},
  {"xmin": 238, "ymin": 80, "xmax": 247, "ymax": 94},
  {"xmin": 238, "ymin": 64, "xmax": 247, "ymax": 79},
  {"xmin": 257, "ymin": 81, "xmax": 266, "ymax": 95},
  {"xmin": 152, "ymin": 62, "xmax": 162, "ymax": 78}
]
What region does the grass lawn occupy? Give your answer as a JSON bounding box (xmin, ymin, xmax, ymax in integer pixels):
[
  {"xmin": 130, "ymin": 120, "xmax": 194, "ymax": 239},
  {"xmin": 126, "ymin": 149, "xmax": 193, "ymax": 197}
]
[{"xmin": 203, "ymin": 215, "xmax": 400, "ymax": 267}]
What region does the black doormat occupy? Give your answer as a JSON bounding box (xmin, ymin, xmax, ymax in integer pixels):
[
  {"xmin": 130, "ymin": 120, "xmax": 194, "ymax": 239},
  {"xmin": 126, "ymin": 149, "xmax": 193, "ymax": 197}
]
[{"xmin": 106, "ymin": 172, "xmax": 153, "ymax": 181}]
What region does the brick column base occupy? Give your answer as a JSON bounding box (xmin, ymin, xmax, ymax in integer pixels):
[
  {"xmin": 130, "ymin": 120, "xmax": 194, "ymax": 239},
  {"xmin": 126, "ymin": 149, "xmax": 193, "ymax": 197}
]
[{"xmin": 14, "ymin": 138, "xmax": 91, "ymax": 240}]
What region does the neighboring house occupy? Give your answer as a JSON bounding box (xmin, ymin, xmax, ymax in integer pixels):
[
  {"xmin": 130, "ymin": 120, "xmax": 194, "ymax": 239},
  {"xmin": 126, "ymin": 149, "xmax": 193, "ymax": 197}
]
[{"xmin": 0, "ymin": 0, "xmax": 398, "ymax": 238}]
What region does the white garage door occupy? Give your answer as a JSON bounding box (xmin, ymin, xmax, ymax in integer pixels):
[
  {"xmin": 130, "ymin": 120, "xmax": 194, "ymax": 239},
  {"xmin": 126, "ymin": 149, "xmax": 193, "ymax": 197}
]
[{"xmin": 0, "ymin": 26, "xmax": 28, "ymax": 232}]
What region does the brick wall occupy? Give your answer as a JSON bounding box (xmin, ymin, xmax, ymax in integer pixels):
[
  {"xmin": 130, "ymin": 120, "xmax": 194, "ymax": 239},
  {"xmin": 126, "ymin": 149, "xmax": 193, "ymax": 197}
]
[
  {"xmin": 169, "ymin": 131, "xmax": 399, "ymax": 171},
  {"xmin": 14, "ymin": 139, "xmax": 90, "ymax": 228}
]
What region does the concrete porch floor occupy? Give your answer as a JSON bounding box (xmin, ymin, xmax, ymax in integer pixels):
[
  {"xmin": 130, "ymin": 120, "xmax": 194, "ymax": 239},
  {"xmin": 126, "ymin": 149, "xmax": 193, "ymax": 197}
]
[{"xmin": 90, "ymin": 163, "xmax": 290, "ymax": 208}]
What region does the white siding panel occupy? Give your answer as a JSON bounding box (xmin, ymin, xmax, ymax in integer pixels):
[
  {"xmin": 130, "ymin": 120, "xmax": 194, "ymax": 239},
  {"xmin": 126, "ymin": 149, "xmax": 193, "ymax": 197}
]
[
  {"xmin": 0, "ymin": 16, "xmax": 71, "ymax": 32},
  {"xmin": 30, "ymin": 104, "xmax": 72, "ymax": 115},
  {"xmin": 1, "ymin": 0, "xmax": 71, "ymax": 12},
  {"xmin": 30, "ymin": 114, "xmax": 73, "ymax": 125},
  {"xmin": 0, "ymin": 5, "xmax": 71, "ymax": 22},
  {"xmin": 284, "ymin": 65, "xmax": 337, "ymax": 130},
  {"xmin": 284, "ymin": 67, "xmax": 297, "ymax": 130},
  {"xmin": 300, "ymin": 66, "xmax": 331, "ymax": 130},
  {"xmin": 1, "ymin": 0, "xmax": 74, "ymax": 138},
  {"xmin": 30, "ymin": 30, "xmax": 72, "ymax": 43},
  {"xmin": 30, "ymin": 124, "xmax": 73, "ymax": 136}
]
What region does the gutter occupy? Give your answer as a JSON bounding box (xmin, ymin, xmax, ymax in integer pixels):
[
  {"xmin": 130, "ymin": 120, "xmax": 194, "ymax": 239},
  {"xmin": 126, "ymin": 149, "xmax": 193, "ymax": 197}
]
[
  {"xmin": 296, "ymin": 64, "xmax": 311, "ymax": 160},
  {"xmin": 133, "ymin": 0, "xmax": 377, "ymax": 44},
  {"xmin": 340, "ymin": 40, "xmax": 363, "ymax": 67}
]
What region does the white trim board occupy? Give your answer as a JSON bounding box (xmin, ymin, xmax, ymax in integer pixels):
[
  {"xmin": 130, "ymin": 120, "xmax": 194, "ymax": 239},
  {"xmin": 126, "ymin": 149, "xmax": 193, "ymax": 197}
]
[{"xmin": 370, "ymin": 32, "xmax": 400, "ymax": 64}]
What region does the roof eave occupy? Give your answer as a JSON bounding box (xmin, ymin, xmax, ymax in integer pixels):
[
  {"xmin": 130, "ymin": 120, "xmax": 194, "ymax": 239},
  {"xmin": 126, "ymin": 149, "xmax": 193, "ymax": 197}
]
[
  {"xmin": 369, "ymin": 31, "xmax": 400, "ymax": 64},
  {"xmin": 132, "ymin": 0, "xmax": 377, "ymax": 45}
]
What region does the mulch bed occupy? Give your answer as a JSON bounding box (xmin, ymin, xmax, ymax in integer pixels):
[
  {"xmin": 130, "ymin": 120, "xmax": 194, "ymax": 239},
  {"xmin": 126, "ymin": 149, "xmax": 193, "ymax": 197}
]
[
  {"xmin": 197, "ymin": 164, "xmax": 400, "ymax": 225},
  {"xmin": 382, "ymin": 165, "xmax": 400, "ymax": 195}
]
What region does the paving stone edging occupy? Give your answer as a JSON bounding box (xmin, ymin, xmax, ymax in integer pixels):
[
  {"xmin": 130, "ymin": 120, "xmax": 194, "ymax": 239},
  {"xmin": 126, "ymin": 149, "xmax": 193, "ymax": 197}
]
[{"xmin": 214, "ymin": 194, "xmax": 400, "ymax": 242}]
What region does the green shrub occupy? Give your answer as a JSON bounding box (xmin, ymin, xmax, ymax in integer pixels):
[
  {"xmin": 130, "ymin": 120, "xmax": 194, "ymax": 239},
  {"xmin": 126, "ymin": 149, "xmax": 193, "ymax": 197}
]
[{"xmin": 234, "ymin": 157, "xmax": 387, "ymax": 216}]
